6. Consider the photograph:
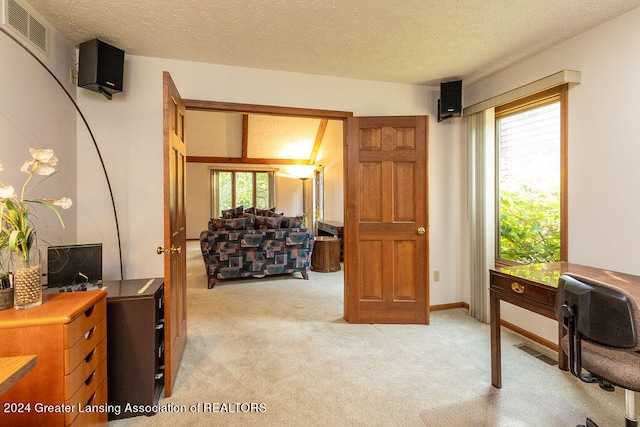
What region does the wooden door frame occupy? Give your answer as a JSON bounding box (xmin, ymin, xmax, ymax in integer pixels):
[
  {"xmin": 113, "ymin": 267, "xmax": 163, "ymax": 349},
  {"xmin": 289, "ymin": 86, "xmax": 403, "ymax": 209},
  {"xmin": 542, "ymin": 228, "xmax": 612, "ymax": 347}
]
[{"xmin": 183, "ymin": 100, "xmax": 352, "ymax": 121}]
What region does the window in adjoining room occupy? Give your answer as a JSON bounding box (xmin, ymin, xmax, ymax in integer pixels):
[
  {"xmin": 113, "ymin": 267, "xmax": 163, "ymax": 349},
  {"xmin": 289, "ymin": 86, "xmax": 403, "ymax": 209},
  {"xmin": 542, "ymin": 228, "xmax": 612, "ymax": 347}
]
[
  {"xmin": 211, "ymin": 169, "xmax": 276, "ymax": 218},
  {"xmin": 495, "ymin": 85, "xmax": 567, "ymax": 265}
]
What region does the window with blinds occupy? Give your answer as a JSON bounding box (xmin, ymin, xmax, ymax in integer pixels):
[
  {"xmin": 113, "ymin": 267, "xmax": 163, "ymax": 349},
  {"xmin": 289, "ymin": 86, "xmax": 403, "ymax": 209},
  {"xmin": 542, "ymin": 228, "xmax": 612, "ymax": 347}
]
[{"xmin": 495, "ymin": 86, "xmax": 567, "ymax": 264}]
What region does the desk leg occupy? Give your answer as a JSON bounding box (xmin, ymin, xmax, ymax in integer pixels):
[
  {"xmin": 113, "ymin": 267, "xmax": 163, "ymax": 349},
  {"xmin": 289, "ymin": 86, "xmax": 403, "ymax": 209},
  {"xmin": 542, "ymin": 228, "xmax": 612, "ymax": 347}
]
[
  {"xmin": 558, "ymin": 322, "xmax": 568, "ymax": 370},
  {"xmin": 490, "ymin": 291, "xmax": 501, "ymax": 388}
]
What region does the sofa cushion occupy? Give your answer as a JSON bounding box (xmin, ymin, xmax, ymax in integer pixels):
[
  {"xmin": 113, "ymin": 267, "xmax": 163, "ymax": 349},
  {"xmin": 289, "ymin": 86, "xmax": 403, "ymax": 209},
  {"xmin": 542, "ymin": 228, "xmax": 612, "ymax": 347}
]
[
  {"xmin": 242, "ymin": 213, "xmax": 256, "ymax": 230},
  {"xmin": 223, "ymin": 217, "xmax": 247, "ymax": 230},
  {"xmin": 256, "ymin": 207, "xmax": 278, "ymax": 217},
  {"xmin": 254, "ymin": 215, "xmax": 282, "ymax": 229},
  {"xmin": 209, "ymin": 217, "xmax": 247, "ymax": 231},
  {"xmin": 222, "ymin": 205, "xmax": 245, "ymax": 219},
  {"xmin": 280, "ymin": 215, "xmax": 304, "ymax": 228},
  {"xmin": 208, "ymin": 218, "xmax": 225, "ymax": 231}
]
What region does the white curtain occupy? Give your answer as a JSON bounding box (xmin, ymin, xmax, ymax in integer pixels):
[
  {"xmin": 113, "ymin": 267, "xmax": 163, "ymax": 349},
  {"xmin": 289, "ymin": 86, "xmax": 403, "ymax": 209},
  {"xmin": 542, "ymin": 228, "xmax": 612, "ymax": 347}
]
[{"xmin": 468, "ymin": 109, "xmax": 495, "ymax": 323}]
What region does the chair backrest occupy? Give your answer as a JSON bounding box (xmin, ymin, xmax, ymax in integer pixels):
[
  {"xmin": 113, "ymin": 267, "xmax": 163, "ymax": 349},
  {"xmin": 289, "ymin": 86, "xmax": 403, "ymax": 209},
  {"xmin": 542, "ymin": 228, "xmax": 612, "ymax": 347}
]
[{"xmin": 556, "ymin": 274, "xmax": 638, "ymax": 349}]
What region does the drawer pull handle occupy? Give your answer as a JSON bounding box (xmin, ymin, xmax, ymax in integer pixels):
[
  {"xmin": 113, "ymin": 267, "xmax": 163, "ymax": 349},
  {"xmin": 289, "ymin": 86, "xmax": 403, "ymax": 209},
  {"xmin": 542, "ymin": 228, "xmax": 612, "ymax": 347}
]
[
  {"xmin": 511, "ymin": 282, "xmax": 525, "ymax": 294},
  {"xmin": 84, "ymin": 327, "xmax": 95, "ymax": 340},
  {"xmin": 85, "ymin": 371, "xmax": 95, "ymax": 386},
  {"xmin": 85, "ymin": 349, "xmax": 95, "ymax": 363},
  {"xmin": 84, "ymin": 306, "xmax": 95, "ymax": 317},
  {"xmin": 85, "ymin": 391, "xmax": 96, "ymax": 407}
]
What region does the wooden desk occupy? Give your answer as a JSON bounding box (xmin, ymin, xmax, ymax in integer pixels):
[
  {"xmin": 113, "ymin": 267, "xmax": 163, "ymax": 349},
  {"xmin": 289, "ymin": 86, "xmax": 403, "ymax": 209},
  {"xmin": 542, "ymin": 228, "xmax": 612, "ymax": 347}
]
[
  {"xmin": 490, "ymin": 262, "xmax": 640, "ymax": 388},
  {"xmin": 0, "ymin": 355, "xmax": 37, "ymax": 396}
]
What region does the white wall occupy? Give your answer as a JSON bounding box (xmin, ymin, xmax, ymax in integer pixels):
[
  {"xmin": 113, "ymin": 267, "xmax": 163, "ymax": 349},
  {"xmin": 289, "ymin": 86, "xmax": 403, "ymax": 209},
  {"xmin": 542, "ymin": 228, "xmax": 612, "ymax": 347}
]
[
  {"xmin": 315, "ymin": 119, "xmax": 344, "ymax": 224},
  {"xmin": 0, "ymin": 25, "xmax": 77, "ymax": 275},
  {"xmin": 76, "ymin": 56, "xmax": 163, "ymax": 280},
  {"xmin": 186, "ymin": 163, "xmax": 210, "ymax": 240},
  {"xmin": 465, "ymin": 6, "xmax": 640, "ymax": 340}
]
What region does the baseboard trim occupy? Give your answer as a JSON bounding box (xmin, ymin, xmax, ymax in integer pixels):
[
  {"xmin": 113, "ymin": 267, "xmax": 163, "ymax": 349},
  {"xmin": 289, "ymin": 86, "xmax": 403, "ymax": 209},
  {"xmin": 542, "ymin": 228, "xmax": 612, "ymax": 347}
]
[
  {"xmin": 500, "ymin": 319, "xmax": 558, "ymax": 352},
  {"xmin": 430, "ymin": 302, "xmax": 469, "ymax": 311}
]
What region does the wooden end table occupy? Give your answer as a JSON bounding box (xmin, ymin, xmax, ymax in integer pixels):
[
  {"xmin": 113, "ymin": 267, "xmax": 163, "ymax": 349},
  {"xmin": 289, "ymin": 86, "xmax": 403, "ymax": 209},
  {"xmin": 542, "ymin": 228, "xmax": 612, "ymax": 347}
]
[{"xmin": 311, "ymin": 236, "xmax": 341, "ymax": 272}]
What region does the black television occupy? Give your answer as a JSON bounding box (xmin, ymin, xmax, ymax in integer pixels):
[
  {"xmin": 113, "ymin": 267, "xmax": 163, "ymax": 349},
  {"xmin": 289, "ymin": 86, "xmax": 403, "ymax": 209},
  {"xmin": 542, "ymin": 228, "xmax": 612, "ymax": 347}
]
[{"xmin": 47, "ymin": 243, "xmax": 103, "ymax": 288}]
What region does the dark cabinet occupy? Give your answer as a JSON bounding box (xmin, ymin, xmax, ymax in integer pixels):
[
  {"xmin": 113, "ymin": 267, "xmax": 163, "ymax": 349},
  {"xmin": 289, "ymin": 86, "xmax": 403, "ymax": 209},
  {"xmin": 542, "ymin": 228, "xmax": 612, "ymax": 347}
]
[{"xmin": 105, "ymin": 278, "xmax": 164, "ymax": 420}]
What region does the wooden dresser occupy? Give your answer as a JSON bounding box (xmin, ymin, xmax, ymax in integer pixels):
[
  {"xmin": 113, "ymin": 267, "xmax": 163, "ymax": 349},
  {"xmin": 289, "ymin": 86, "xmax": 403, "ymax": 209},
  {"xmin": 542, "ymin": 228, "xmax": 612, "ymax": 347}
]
[{"xmin": 0, "ymin": 290, "xmax": 108, "ymax": 426}]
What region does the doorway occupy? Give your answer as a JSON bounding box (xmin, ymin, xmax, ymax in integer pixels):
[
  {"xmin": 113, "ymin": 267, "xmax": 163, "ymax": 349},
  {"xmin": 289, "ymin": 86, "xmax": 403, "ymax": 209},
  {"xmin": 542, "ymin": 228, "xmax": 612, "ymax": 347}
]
[{"xmin": 181, "ymin": 100, "xmax": 430, "ymax": 324}]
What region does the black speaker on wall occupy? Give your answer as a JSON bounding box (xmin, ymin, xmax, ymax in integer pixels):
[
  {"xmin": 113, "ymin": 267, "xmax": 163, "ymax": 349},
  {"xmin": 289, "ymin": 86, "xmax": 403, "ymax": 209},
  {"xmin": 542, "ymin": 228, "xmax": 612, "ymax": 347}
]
[
  {"xmin": 438, "ymin": 80, "xmax": 462, "ymax": 122},
  {"xmin": 78, "ymin": 38, "xmax": 125, "ymax": 100}
]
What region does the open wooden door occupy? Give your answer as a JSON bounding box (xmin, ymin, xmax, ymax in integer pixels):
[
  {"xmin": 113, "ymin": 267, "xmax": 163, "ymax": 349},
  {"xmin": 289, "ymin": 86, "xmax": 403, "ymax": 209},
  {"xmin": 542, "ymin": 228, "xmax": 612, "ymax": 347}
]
[
  {"xmin": 344, "ymin": 116, "xmax": 429, "ymax": 324},
  {"xmin": 161, "ymin": 72, "xmax": 187, "ymax": 396}
]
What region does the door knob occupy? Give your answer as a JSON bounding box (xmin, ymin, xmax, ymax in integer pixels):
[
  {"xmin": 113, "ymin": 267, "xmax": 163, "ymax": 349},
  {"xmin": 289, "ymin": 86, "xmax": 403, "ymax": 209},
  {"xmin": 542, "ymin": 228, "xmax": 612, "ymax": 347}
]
[
  {"xmin": 157, "ymin": 245, "xmax": 182, "ymax": 254},
  {"xmin": 417, "ymin": 227, "xmax": 426, "ymax": 235}
]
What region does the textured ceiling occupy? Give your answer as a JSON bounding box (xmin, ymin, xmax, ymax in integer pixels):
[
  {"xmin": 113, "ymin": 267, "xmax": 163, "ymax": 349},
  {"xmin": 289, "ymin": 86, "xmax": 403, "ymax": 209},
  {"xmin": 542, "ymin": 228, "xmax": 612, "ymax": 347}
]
[{"xmin": 24, "ymin": 0, "xmax": 640, "ymax": 86}]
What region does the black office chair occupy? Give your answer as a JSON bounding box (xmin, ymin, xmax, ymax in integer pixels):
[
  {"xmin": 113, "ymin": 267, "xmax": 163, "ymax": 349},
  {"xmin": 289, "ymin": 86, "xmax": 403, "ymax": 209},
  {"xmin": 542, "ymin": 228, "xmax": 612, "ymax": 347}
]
[{"xmin": 555, "ymin": 273, "xmax": 640, "ymax": 427}]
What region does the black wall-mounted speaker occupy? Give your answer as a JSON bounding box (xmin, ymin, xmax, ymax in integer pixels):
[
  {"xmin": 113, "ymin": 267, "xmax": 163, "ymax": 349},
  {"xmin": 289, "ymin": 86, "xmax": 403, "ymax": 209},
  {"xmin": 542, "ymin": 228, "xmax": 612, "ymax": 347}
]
[
  {"xmin": 438, "ymin": 80, "xmax": 462, "ymax": 122},
  {"xmin": 78, "ymin": 38, "xmax": 124, "ymax": 100}
]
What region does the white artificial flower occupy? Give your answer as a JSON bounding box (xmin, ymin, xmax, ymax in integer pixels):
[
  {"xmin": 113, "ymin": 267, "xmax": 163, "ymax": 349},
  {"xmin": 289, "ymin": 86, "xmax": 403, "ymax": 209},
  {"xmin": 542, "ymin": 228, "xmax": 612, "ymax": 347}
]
[
  {"xmin": 51, "ymin": 197, "xmax": 73, "ymax": 209},
  {"xmin": 20, "ymin": 148, "xmax": 58, "ymax": 176},
  {"xmin": 0, "ymin": 185, "xmax": 15, "ymax": 199}
]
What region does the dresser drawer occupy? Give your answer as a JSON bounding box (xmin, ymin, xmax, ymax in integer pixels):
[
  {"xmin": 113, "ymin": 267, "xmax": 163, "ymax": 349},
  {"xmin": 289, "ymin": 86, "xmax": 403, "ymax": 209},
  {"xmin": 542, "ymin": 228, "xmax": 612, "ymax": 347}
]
[
  {"xmin": 65, "ymin": 317, "xmax": 107, "ymax": 374},
  {"xmin": 65, "ymin": 356, "xmax": 107, "ymax": 425},
  {"xmin": 491, "ymin": 274, "xmax": 554, "ymax": 305},
  {"xmin": 65, "ymin": 337, "xmax": 107, "ymax": 399},
  {"xmin": 68, "ymin": 377, "xmax": 108, "ymax": 426},
  {"xmin": 65, "ymin": 298, "xmax": 106, "ymax": 347}
]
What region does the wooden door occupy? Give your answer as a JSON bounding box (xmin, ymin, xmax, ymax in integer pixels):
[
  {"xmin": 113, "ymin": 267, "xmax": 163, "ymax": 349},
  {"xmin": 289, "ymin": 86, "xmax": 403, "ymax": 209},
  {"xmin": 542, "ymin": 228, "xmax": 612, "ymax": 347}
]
[
  {"xmin": 344, "ymin": 116, "xmax": 429, "ymax": 324},
  {"xmin": 162, "ymin": 72, "xmax": 187, "ymax": 396}
]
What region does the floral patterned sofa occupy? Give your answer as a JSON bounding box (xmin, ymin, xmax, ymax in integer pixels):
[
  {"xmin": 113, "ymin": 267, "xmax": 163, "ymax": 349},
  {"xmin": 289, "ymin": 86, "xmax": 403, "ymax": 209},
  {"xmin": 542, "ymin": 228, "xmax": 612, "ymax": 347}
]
[{"xmin": 199, "ymin": 208, "xmax": 315, "ymax": 289}]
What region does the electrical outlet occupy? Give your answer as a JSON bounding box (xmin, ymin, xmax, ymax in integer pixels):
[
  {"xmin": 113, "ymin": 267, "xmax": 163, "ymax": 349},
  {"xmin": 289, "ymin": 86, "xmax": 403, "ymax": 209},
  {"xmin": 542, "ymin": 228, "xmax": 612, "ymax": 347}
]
[{"xmin": 433, "ymin": 271, "xmax": 440, "ymax": 282}]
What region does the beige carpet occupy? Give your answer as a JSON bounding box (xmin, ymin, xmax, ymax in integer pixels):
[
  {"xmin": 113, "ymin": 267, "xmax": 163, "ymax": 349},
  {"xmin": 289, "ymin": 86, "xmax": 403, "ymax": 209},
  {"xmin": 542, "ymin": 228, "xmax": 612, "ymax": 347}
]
[
  {"xmin": 420, "ymin": 389, "xmax": 588, "ymax": 426},
  {"xmin": 108, "ymin": 242, "xmax": 631, "ymax": 426}
]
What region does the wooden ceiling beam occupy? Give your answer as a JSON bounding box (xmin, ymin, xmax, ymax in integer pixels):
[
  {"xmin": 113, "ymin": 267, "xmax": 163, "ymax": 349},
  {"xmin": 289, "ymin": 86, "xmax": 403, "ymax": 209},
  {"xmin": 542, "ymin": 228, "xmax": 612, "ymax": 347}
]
[
  {"xmin": 241, "ymin": 114, "xmax": 249, "ymax": 161},
  {"xmin": 187, "ymin": 156, "xmax": 312, "ymax": 165},
  {"xmin": 309, "ymin": 119, "xmax": 328, "ymax": 165}
]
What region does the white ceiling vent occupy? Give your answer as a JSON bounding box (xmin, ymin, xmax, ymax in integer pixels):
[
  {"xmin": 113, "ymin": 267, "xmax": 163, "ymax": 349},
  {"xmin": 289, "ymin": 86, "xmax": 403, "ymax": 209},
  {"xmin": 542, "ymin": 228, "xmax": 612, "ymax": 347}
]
[{"xmin": 3, "ymin": 0, "xmax": 50, "ymax": 56}]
